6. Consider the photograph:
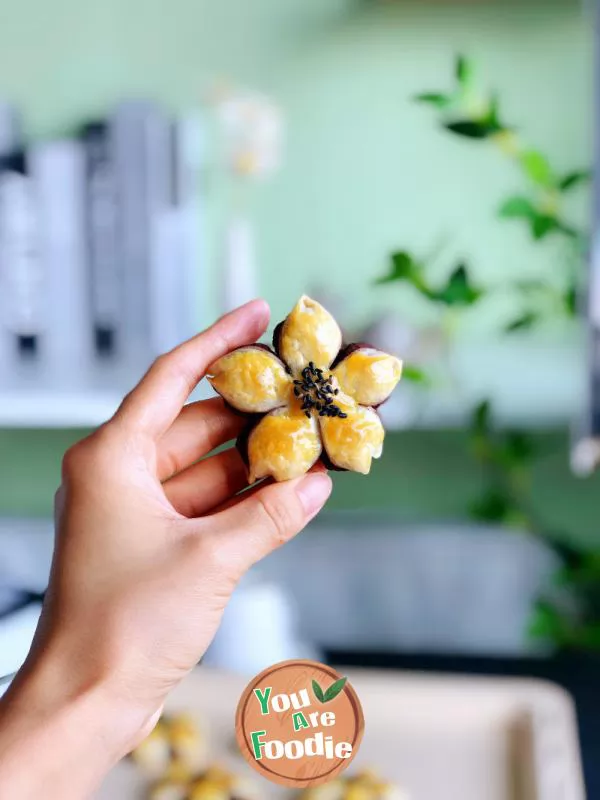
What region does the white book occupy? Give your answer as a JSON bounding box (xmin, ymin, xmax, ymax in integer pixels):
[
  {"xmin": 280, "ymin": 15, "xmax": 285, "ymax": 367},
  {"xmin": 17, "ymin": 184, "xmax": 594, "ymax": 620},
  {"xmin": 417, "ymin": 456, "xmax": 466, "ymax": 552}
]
[
  {"xmin": 29, "ymin": 139, "xmax": 90, "ymax": 376},
  {"xmin": 0, "ymin": 151, "xmax": 41, "ymax": 360},
  {"xmin": 149, "ymin": 207, "xmax": 188, "ymax": 354},
  {"xmin": 81, "ymin": 121, "xmax": 120, "ymax": 357},
  {"xmin": 149, "ymin": 112, "xmax": 206, "ymax": 354},
  {"xmin": 175, "ymin": 111, "xmax": 206, "ymax": 337},
  {"xmin": 0, "ymin": 102, "xmax": 21, "ymax": 375},
  {"xmin": 222, "ymin": 214, "xmax": 257, "ymax": 313},
  {"xmin": 111, "ymin": 100, "xmax": 172, "ymax": 361}
]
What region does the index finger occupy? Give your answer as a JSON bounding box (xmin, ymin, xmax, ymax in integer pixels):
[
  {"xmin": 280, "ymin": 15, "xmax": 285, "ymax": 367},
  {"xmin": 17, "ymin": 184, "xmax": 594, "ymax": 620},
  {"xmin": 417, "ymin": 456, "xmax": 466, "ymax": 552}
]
[{"xmin": 116, "ymin": 299, "xmax": 270, "ymax": 438}]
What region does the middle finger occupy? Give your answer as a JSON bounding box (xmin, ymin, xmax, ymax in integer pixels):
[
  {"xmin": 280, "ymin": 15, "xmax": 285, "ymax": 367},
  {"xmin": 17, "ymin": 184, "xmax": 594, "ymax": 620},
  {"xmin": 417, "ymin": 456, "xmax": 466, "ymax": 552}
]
[{"xmin": 156, "ymin": 397, "xmax": 246, "ymax": 480}]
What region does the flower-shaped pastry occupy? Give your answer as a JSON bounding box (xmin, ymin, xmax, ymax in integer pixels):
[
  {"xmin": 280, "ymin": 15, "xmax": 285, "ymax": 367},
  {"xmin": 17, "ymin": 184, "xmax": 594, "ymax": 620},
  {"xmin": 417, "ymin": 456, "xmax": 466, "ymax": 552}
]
[
  {"xmin": 150, "ymin": 764, "xmax": 258, "ymax": 800},
  {"xmin": 132, "ymin": 713, "xmax": 209, "ymax": 782},
  {"xmin": 300, "ymin": 769, "xmax": 410, "ymax": 800},
  {"xmin": 207, "ymin": 296, "xmax": 403, "ymax": 482}
]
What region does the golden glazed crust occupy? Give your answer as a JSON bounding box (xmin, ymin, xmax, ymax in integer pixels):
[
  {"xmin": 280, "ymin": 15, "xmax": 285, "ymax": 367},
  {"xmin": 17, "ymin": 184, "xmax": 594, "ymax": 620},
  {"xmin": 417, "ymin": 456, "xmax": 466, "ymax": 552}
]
[
  {"xmin": 333, "ymin": 348, "xmax": 402, "ymax": 408},
  {"xmin": 206, "ymin": 296, "xmax": 402, "ymax": 482},
  {"xmin": 247, "ymin": 402, "xmax": 322, "ymax": 482},
  {"xmin": 279, "ymin": 295, "xmax": 343, "ymax": 375},
  {"xmin": 208, "ymin": 347, "xmax": 291, "ymax": 413},
  {"xmin": 318, "ymin": 394, "xmax": 384, "ymax": 474}
]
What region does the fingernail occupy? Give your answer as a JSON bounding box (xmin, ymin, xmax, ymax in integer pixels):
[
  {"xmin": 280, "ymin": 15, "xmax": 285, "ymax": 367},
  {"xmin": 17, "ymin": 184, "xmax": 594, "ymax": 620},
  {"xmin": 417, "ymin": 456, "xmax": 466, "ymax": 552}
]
[
  {"xmin": 239, "ymin": 298, "xmax": 269, "ymax": 317},
  {"xmin": 296, "ymin": 473, "xmax": 332, "ymax": 518}
]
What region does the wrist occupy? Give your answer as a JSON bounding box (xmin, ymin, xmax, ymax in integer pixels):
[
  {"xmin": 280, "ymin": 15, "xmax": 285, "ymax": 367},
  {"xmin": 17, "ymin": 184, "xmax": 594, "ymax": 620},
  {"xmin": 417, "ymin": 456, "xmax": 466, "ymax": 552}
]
[{"xmin": 0, "ymin": 642, "xmax": 158, "ymax": 798}]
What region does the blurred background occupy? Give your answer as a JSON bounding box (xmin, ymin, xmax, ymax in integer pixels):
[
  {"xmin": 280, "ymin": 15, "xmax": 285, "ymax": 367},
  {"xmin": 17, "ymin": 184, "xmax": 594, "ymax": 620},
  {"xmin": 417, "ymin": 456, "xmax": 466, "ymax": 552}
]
[{"xmin": 0, "ymin": 0, "xmax": 598, "ymax": 796}]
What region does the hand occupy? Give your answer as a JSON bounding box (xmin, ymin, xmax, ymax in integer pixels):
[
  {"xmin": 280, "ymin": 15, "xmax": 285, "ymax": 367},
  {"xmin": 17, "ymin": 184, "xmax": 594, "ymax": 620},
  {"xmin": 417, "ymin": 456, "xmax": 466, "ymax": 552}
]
[{"xmin": 0, "ymin": 300, "xmax": 332, "ymax": 799}]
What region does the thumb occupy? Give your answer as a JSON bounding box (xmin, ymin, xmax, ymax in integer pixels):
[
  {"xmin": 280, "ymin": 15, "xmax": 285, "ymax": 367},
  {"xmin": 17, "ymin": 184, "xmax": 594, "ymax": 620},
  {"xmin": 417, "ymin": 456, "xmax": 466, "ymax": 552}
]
[{"xmin": 206, "ymin": 471, "xmax": 332, "ymax": 579}]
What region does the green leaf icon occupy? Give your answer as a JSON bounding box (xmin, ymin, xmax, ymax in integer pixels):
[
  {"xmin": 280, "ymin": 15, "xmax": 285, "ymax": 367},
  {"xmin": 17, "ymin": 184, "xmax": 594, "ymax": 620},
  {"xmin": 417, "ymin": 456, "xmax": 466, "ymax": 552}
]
[
  {"xmin": 312, "ymin": 679, "xmax": 325, "ymax": 703},
  {"xmin": 323, "ymin": 677, "xmax": 348, "ymax": 702}
]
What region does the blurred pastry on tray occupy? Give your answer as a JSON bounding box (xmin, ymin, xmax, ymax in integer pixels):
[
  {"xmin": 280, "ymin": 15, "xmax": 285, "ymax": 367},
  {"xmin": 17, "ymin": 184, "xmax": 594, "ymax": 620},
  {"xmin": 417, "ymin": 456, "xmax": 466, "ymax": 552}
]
[
  {"xmin": 300, "ymin": 769, "xmax": 410, "ymax": 800},
  {"xmin": 149, "ymin": 764, "xmax": 259, "ymax": 800},
  {"xmin": 132, "ymin": 713, "xmax": 209, "ymax": 780}
]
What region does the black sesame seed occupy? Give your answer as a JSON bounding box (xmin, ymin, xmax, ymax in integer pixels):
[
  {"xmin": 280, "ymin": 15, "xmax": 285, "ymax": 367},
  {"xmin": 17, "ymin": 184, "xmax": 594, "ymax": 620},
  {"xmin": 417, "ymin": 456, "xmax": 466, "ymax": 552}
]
[
  {"xmin": 294, "ymin": 387, "xmax": 300, "ymax": 397},
  {"xmin": 304, "ymin": 410, "xmax": 311, "ymax": 418},
  {"xmin": 339, "ymin": 412, "xmax": 347, "ymax": 419},
  {"xmin": 334, "ymin": 388, "xmax": 339, "ymax": 395}
]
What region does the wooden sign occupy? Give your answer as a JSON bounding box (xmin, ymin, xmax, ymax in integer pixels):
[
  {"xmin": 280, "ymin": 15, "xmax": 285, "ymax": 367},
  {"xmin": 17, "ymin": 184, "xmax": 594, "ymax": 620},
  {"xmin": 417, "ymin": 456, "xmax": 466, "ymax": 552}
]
[{"xmin": 235, "ymin": 659, "xmax": 364, "ymax": 788}]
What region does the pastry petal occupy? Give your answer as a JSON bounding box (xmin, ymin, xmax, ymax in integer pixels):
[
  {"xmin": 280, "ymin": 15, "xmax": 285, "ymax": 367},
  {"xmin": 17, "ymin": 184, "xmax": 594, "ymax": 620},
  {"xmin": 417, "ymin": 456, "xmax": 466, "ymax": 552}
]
[
  {"xmin": 333, "ymin": 346, "xmax": 402, "ymax": 407},
  {"xmin": 247, "ymin": 406, "xmax": 322, "ymax": 482},
  {"xmin": 208, "ymin": 346, "xmax": 291, "ymax": 413},
  {"xmin": 276, "ymin": 295, "xmax": 343, "ymax": 374},
  {"xmin": 319, "ymin": 394, "xmax": 384, "ymax": 474}
]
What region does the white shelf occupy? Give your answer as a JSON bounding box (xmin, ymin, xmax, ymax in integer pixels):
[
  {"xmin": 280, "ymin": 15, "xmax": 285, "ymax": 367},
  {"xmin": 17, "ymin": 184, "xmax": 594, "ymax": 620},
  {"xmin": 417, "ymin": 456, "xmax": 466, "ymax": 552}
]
[
  {"xmin": 0, "ymin": 359, "xmax": 214, "ymax": 428},
  {"xmin": 0, "ymin": 339, "xmax": 586, "ymax": 429},
  {"xmin": 0, "ymin": 389, "xmax": 125, "ymax": 428}
]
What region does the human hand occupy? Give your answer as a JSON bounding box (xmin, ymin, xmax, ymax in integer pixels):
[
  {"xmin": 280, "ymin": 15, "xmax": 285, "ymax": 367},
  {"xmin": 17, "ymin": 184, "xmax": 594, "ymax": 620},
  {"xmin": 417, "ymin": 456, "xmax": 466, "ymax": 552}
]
[{"xmin": 0, "ymin": 300, "xmax": 332, "ymax": 799}]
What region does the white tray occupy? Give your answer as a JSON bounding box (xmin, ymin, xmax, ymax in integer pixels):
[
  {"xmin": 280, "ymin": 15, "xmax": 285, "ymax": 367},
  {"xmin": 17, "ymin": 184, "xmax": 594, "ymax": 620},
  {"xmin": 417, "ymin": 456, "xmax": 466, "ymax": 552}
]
[{"xmin": 98, "ymin": 667, "xmax": 585, "ymax": 800}]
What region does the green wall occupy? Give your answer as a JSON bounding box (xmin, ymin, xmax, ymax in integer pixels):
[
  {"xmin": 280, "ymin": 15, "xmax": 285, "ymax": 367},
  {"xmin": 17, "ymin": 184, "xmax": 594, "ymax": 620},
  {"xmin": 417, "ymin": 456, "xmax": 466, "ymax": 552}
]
[
  {"xmin": 0, "ymin": 0, "xmax": 596, "ymax": 544},
  {"xmin": 0, "ymin": 0, "xmax": 591, "ymax": 324},
  {"xmin": 1, "ymin": 427, "xmax": 598, "ymax": 550}
]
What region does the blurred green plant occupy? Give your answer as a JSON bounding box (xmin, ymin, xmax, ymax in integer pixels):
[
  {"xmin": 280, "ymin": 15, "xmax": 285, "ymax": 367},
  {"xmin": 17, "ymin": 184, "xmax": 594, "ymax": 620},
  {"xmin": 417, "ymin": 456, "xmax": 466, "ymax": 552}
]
[
  {"xmin": 376, "ymin": 251, "xmax": 482, "ymax": 307},
  {"xmin": 467, "ymin": 400, "xmax": 600, "ymax": 653},
  {"xmin": 414, "ymin": 54, "xmax": 590, "ymax": 332},
  {"xmin": 378, "ymin": 55, "xmax": 598, "ymax": 653}
]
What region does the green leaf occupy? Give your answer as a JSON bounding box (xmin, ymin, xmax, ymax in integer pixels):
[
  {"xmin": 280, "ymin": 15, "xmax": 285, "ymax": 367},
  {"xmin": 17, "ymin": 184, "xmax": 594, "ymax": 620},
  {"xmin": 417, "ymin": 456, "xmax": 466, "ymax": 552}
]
[
  {"xmin": 555, "ymin": 220, "xmax": 579, "ymax": 240},
  {"xmin": 559, "ymin": 170, "xmax": 592, "ymax": 192},
  {"xmin": 323, "ymin": 677, "xmax": 348, "ymax": 703},
  {"xmin": 564, "ymin": 285, "xmax": 577, "ymax": 315},
  {"xmin": 402, "ymin": 364, "xmax": 430, "ymax": 384},
  {"xmin": 574, "ymin": 622, "xmax": 600, "ymax": 651},
  {"xmin": 413, "ymin": 92, "xmax": 451, "ymax": 108},
  {"xmin": 531, "ymin": 214, "xmax": 559, "ymax": 240},
  {"xmin": 376, "ymin": 251, "xmax": 434, "ymax": 300},
  {"xmin": 311, "ymin": 679, "xmax": 325, "ymax": 703},
  {"xmin": 528, "ymin": 601, "xmax": 568, "ymax": 644},
  {"xmin": 434, "ymin": 264, "xmax": 482, "ymax": 306},
  {"xmin": 469, "ymin": 489, "xmax": 512, "ymax": 524},
  {"xmin": 498, "ymin": 196, "xmax": 536, "ymax": 219},
  {"xmin": 375, "ymin": 251, "xmax": 418, "ymax": 285},
  {"xmin": 485, "ymin": 92, "xmax": 501, "ymax": 130},
  {"xmin": 444, "ymin": 120, "xmax": 491, "ymax": 139},
  {"xmin": 519, "ymin": 150, "xmax": 555, "ymax": 187},
  {"xmin": 471, "ymin": 399, "xmax": 491, "ymax": 436},
  {"xmin": 505, "ymin": 311, "xmax": 539, "ymax": 332},
  {"xmin": 503, "ymin": 432, "xmax": 534, "ymax": 465},
  {"xmin": 455, "ymin": 55, "xmax": 472, "ymax": 86}
]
